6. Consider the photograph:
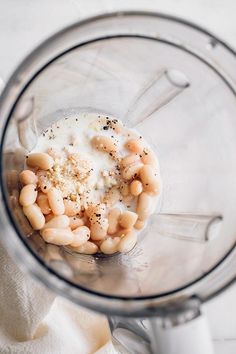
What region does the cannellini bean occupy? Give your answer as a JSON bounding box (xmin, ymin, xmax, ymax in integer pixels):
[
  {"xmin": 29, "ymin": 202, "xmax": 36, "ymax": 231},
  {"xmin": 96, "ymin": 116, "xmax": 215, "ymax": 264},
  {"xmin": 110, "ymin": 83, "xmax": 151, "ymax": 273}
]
[
  {"xmin": 27, "ymin": 152, "xmax": 54, "ymax": 170},
  {"xmin": 69, "ymin": 216, "xmax": 84, "ymax": 230},
  {"xmin": 111, "ymin": 119, "xmax": 123, "ymax": 133},
  {"xmin": 44, "ymin": 215, "xmax": 70, "ymax": 229},
  {"xmin": 71, "ymin": 241, "xmax": 98, "ymax": 255},
  {"xmin": 45, "ymin": 213, "xmax": 54, "ymax": 222},
  {"xmin": 37, "ymin": 170, "xmax": 52, "ymax": 193},
  {"xmin": 41, "ymin": 227, "xmax": 73, "ymax": 245},
  {"xmin": 130, "ymin": 180, "xmax": 143, "ymax": 196},
  {"xmin": 104, "ymin": 187, "xmax": 121, "ymax": 206},
  {"xmin": 108, "ymin": 208, "xmax": 121, "ymax": 235},
  {"xmin": 122, "ymin": 162, "xmax": 143, "ymax": 180},
  {"xmin": 134, "ymin": 219, "xmax": 145, "ymax": 230},
  {"xmin": 141, "ymin": 148, "xmax": 157, "ymax": 166},
  {"xmin": 36, "ymin": 192, "xmax": 51, "ymax": 214},
  {"xmin": 23, "ymin": 204, "xmax": 45, "ymax": 230},
  {"xmin": 115, "ymin": 228, "xmax": 131, "ymax": 237},
  {"xmin": 125, "ymin": 138, "xmax": 144, "ymax": 154},
  {"xmin": 91, "ymin": 136, "xmax": 118, "ymax": 153},
  {"xmin": 100, "ymin": 237, "xmax": 120, "ymax": 255},
  {"xmin": 119, "ymin": 211, "xmax": 138, "ymax": 229},
  {"xmin": 136, "ymin": 192, "xmax": 153, "ymax": 221},
  {"xmin": 86, "ymin": 203, "xmax": 106, "ymax": 218},
  {"xmin": 47, "ymin": 187, "xmax": 65, "ymax": 215},
  {"xmin": 19, "ymin": 170, "xmax": 38, "ymax": 185},
  {"xmin": 64, "ymin": 199, "xmax": 80, "ymax": 216},
  {"xmin": 118, "ymin": 230, "xmax": 137, "ymax": 253},
  {"xmin": 70, "ymin": 226, "xmax": 90, "ymax": 247},
  {"xmin": 19, "ymin": 184, "xmax": 37, "ymax": 206},
  {"xmin": 121, "ymin": 154, "xmax": 140, "ymax": 168},
  {"xmin": 120, "ymin": 182, "xmax": 129, "ymax": 197},
  {"xmin": 90, "ymin": 218, "xmax": 109, "ymax": 241},
  {"xmin": 139, "ymin": 165, "xmax": 160, "ymax": 195}
]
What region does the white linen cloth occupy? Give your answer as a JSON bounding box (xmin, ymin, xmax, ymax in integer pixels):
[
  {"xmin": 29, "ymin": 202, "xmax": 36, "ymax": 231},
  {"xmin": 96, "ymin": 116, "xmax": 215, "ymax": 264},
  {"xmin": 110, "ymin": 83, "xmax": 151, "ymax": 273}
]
[{"xmin": 0, "ymin": 242, "xmax": 117, "ymax": 354}]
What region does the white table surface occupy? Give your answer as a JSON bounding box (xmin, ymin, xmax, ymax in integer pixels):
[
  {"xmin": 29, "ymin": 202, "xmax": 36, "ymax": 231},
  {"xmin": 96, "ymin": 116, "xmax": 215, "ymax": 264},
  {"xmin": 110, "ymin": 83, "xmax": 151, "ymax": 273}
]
[{"xmin": 0, "ymin": 1, "xmax": 235, "ymax": 353}]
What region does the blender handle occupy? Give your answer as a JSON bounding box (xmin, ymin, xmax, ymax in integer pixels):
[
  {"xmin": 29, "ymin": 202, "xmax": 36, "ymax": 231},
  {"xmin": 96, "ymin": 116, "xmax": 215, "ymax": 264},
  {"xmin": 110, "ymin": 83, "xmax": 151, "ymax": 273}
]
[
  {"xmin": 147, "ymin": 313, "xmax": 214, "ymax": 354},
  {"xmin": 108, "ymin": 311, "xmax": 214, "ymax": 354}
]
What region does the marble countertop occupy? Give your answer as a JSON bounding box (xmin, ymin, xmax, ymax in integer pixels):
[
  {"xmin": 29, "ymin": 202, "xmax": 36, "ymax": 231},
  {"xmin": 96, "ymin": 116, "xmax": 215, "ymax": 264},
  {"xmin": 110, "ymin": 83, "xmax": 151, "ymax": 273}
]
[{"xmin": 0, "ymin": 0, "xmax": 235, "ymax": 353}]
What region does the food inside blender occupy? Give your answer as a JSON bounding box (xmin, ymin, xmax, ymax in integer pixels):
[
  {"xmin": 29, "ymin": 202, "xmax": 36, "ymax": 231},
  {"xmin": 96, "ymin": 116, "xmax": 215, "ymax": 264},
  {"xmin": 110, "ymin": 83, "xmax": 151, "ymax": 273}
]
[{"xmin": 18, "ymin": 113, "xmax": 161, "ymax": 254}]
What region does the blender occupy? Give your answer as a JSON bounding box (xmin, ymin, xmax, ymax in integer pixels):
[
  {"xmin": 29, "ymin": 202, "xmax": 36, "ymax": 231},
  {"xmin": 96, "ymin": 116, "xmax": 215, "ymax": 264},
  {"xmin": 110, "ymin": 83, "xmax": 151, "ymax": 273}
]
[{"xmin": 0, "ymin": 12, "xmax": 235, "ymax": 354}]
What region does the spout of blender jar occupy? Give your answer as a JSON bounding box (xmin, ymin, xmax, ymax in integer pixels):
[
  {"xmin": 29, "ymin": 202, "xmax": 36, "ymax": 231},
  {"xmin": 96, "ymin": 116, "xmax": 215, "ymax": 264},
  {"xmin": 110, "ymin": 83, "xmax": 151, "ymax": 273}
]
[
  {"xmin": 151, "ymin": 212, "xmax": 223, "ymax": 243},
  {"xmin": 126, "ymin": 68, "xmax": 190, "ymax": 127},
  {"xmin": 108, "ymin": 299, "xmax": 214, "ymax": 354}
]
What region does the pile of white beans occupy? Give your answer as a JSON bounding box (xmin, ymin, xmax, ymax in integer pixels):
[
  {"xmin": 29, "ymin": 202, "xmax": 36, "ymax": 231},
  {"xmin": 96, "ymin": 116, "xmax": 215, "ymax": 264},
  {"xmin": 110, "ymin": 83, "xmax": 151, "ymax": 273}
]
[{"xmin": 18, "ymin": 119, "xmax": 160, "ymax": 255}]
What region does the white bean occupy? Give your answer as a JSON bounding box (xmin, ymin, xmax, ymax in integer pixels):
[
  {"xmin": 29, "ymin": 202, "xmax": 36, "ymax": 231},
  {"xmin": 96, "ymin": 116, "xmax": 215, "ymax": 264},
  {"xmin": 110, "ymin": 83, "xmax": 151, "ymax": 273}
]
[
  {"xmin": 141, "ymin": 148, "xmax": 157, "ymax": 166},
  {"xmin": 41, "ymin": 227, "xmax": 73, "ymax": 245},
  {"xmin": 19, "ymin": 170, "xmax": 38, "ymax": 185},
  {"xmin": 136, "ymin": 192, "xmax": 153, "ymax": 221},
  {"xmin": 37, "ymin": 170, "xmax": 52, "ymax": 193},
  {"xmin": 122, "ymin": 162, "xmax": 143, "ymax": 180},
  {"xmin": 27, "ymin": 152, "xmax": 54, "ymax": 170},
  {"xmin": 19, "ymin": 184, "xmax": 37, "ymax": 206},
  {"xmin": 91, "ymin": 136, "xmax": 118, "ymax": 153},
  {"xmin": 23, "ymin": 204, "xmax": 45, "ymax": 230},
  {"xmin": 47, "ymin": 187, "xmax": 65, "ymax": 215},
  {"xmin": 71, "ymin": 241, "xmax": 98, "ymax": 254},
  {"xmin": 125, "ymin": 138, "xmax": 144, "ymax": 154},
  {"xmin": 121, "ymin": 154, "xmax": 140, "ymax": 168},
  {"xmin": 118, "ymin": 230, "xmax": 137, "ymax": 253},
  {"xmin": 108, "ymin": 208, "xmax": 121, "ymax": 235},
  {"xmin": 100, "ymin": 237, "xmax": 120, "ymax": 254},
  {"xmin": 139, "ymin": 165, "xmax": 160, "ymax": 195},
  {"xmin": 70, "ymin": 226, "xmax": 90, "ymax": 247},
  {"xmin": 130, "ymin": 180, "xmax": 143, "ymax": 196},
  {"xmin": 90, "ymin": 218, "xmax": 109, "ymax": 241},
  {"xmin": 111, "ymin": 119, "xmax": 123, "ymax": 133},
  {"xmin": 44, "ymin": 215, "xmax": 70, "ymax": 229},
  {"xmin": 119, "ymin": 211, "xmax": 138, "ymax": 229},
  {"xmin": 45, "ymin": 213, "xmax": 54, "ymax": 222},
  {"xmin": 115, "ymin": 228, "xmax": 131, "ymax": 237},
  {"xmin": 134, "ymin": 219, "xmax": 145, "ymax": 230},
  {"xmin": 86, "ymin": 203, "xmax": 106, "ymax": 218},
  {"xmin": 69, "ymin": 216, "xmax": 84, "ymax": 230},
  {"xmin": 64, "ymin": 199, "xmax": 80, "ymax": 216},
  {"xmin": 36, "ymin": 192, "xmax": 51, "ymax": 214}
]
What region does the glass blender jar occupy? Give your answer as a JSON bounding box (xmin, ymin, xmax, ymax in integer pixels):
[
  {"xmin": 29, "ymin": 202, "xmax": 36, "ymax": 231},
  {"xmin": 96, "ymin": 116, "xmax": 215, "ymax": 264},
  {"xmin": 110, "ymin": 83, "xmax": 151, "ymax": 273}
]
[{"xmin": 0, "ymin": 12, "xmax": 235, "ymax": 354}]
